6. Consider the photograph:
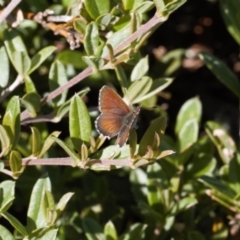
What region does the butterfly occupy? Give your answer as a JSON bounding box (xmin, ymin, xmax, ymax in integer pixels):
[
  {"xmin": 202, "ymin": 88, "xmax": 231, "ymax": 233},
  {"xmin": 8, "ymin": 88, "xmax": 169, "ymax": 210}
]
[{"xmin": 95, "ymin": 85, "xmax": 141, "ymax": 147}]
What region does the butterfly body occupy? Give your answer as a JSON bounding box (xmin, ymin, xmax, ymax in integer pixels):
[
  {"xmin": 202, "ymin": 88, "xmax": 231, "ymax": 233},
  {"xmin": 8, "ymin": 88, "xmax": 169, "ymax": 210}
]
[{"xmin": 95, "ymin": 86, "xmax": 140, "ymax": 147}]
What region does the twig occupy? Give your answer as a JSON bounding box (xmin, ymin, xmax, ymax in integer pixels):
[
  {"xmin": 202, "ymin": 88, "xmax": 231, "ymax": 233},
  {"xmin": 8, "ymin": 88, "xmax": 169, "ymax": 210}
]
[
  {"xmin": 0, "ymin": 0, "xmax": 22, "ymax": 23},
  {"xmin": 0, "ymin": 74, "xmax": 24, "ymax": 102},
  {"xmin": 2, "ymin": 157, "xmax": 134, "ymax": 167}
]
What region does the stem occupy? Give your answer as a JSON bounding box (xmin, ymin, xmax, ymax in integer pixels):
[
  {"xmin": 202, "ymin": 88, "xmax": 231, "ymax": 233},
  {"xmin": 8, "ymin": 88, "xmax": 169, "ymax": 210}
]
[
  {"xmin": 0, "ymin": 74, "xmax": 23, "ymax": 102},
  {"xmin": 2, "ymin": 157, "xmax": 133, "ymax": 168},
  {"xmin": 0, "ymin": 0, "xmax": 22, "ymax": 23}
]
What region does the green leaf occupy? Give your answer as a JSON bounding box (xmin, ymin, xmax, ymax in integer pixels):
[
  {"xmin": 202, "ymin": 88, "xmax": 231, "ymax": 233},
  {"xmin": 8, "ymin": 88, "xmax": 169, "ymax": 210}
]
[
  {"xmin": 84, "ymin": 22, "xmax": 100, "ymax": 56},
  {"xmin": 56, "ymin": 192, "xmax": 74, "ymax": 212},
  {"xmin": 27, "ymin": 174, "xmax": 51, "ymax": 231},
  {"xmin": 82, "ymin": 217, "xmax": 105, "ymax": 240},
  {"xmin": 0, "ymin": 225, "xmax": 14, "ymax": 240},
  {"xmin": 102, "ymin": 23, "xmax": 131, "ymax": 56},
  {"xmin": 57, "ymin": 50, "xmax": 86, "ymax": 69},
  {"xmin": 2, "ymin": 212, "xmax": 28, "ymax": 237},
  {"xmin": 74, "ymin": 19, "xmax": 87, "ymax": 35},
  {"xmin": 28, "ymin": 46, "xmax": 56, "ymax": 74},
  {"xmin": 9, "ymin": 151, "xmax": 22, "ymax": 178},
  {"xmin": 12, "ymin": 51, "xmax": 31, "ymax": 75},
  {"xmin": 178, "ymin": 119, "xmax": 198, "ymax": 152},
  {"xmin": 175, "ymin": 97, "xmax": 202, "ymax": 135},
  {"xmin": 0, "ymin": 45, "xmax": 9, "ymax": 87},
  {"xmin": 104, "ymin": 221, "xmax": 118, "ymax": 240},
  {"xmin": 200, "ymin": 176, "xmax": 236, "ymax": 198},
  {"xmin": 38, "ymin": 229, "xmax": 58, "ymax": 240},
  {"xmin": 0, "ymin": 180, "xmax": 15, "ymax": 213},
  {"xmin": 49, "ymin": 60, "xmax": 68, "ymax": 106},
  {"xmin": 121, "ymin": 223, "xmax": 147, "ymax": 240},
  {"xmin": 220, "ymin": 0, "xmax": 240, "ymax": 45},
  {"xmin": 186, "ymin": 153, "xmax": 216, "ymax": 178},
  {"xmin": 199, "ymin": 52, "xmax": 240, "ymax": 98},
  {"xmin": 154, "ymin": 0, "xmax": 186, "ymax": 16},
  {"xmin": 157, "ymin": 48, "xmax": 185, "ymax": 76},
  {"xmin": 132, "ymin": 1, "xmax": 155, "ymax": 14},
  {"xmin": 147, "ymin": 163, "xmax": 167, "ymax": 208},
  {"xmin": 123, "ymin": 0, "xmax": 144, "ymax": 11},
  {"xmin": 130, "ymin": 168, "xmax": 148, "ymax": 201},
  {"xmin": 21, "ymin": 92, "xmax": 41, "ymax": 117},
  {"xmin": 38, "ymin": 131, "xmax": 61, "ymax": 158},
  {"xmin": 69, "ymin": 94, "xmax": 92, "ymax": 150},
  {"xmin": 53, "ymin": 88, "xmax": 90, "ymax": 123},
  {"xmin": 130, "ymin": 55, "xmax": 149, "ymax": 81},
  {"xmin": 138, "ymin": 117, "xmax": 166, "ymax": 156},
  {"xmin": 51, "ymin": 136, "xmax": 81, "ymax": 166},
  {"xmin": 2, "ymin": 96, "xmax": 20, "ymax": 149},
  {"xmin": 132, "ymin": 78, "xmax": 173, "ymax": 104},
  {"xmin": 171, "ymin": 197, "xmax": 198, "ymax": 215},
  {"xmin": 0, "ymin": 125, "xmax": 11, "ymax": 156},
  {"xmin": 126, "ymin": 77, "xmax": 152, "ymax": 103},
  {"xmin": 82, "ymin": 56, "xmax": 105, "ymax": 72},
  {"xmin": 228, "ymin": 154, "xmax": 240, "ymax": 193},
  {"xmin": 24, "ymin": 76, "xmax": 37, "ymax": 93},
  {"xmin": 84, "ymin": 0, "xmax": 110, "ymax": 19},
  {"xmin": 30, "ymin": 127, "xmax": 42, "ymax": 157},
  {"xmin": 3, "ymin": 29, "xmax": 27, "ymax": 64}
]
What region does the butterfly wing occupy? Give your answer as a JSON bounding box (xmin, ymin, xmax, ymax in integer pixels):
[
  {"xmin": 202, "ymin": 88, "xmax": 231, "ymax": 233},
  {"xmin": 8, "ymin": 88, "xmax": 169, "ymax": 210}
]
[
  {"xmin": 116, "ymin": 106, "xmax": 141, "ymax": 147},
  {"xmin": 96, "ymin": 113, "xmax": 124, "ymax": 138},
  {"xmin": 96, "ymin": 86, "xmax": 130, "ymax": 138},
  {"xmin": 99, "ymin": 86, "xmax": 130, "ymax": 116}
]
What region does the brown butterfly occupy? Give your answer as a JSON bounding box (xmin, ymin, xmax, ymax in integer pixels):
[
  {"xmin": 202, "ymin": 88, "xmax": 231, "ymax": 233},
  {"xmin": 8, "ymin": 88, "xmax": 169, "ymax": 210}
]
[{"xmin": 95, "ymin": 86, "xmax": 141, "ymax": 147}]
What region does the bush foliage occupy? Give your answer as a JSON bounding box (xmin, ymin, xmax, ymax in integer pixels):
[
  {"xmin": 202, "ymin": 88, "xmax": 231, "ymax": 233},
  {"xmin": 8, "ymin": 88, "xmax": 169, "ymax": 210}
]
[{"xmin": 0, "ymin": 0, "xmax": 239, "ymax": 239}]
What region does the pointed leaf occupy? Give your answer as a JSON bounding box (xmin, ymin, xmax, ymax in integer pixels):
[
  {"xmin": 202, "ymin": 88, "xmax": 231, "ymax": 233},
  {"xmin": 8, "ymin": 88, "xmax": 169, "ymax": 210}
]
[
  {"xmin": 220, "ymin": 0, "xmax": 240, "ymax": 45},
  {"xmin": 27, "ymin": 174, "xmax": 51, "ymax": 231},
  {"xmin": 12, "ymin": 51, "xmax": 31, "ymax": 75},
  {"xmin": 38, "ymin": 229, "xmax": 58, "ymax": 240},
  {"xmin": 56, "ymin": 192, "xmax": 74, "ymax": 212},
  {"xmin": 51, "ymin": 136, "xmax": 81, "ymax": 166},
  {"xmin": 9, "ymin": 151, "xmax": 22, "ymax": 178},
  {"xmin": 85, "ymin": 0, "xmax": 110, "ymax": 19},
  {"xmin": 49, "ymin": 60, "xmax": 68, "ymax": 106},
  {"xmin": 138, "ymin": 117, "xmax": 166, "ymax": 156},
  {"xmin": 2, "ymin": 212, "xmax": 28, "ymax": 237},
  {"xmin": 0, "ymin": 225, "xmax": 14, "ymax": 239},
  {"xmin": 2, "ymin": 96, "xmax": 20, "ymax": 149},
  {"xmin": 0, "ymin": 180, "xmax": 15, "ymax": 213},
  {"xmin": 82, "ymin": 56, "xmax": 105, "ymax": 72},
  {"xmin": 104, "ymin": 221, "xmax": 118, "ymax": 240},
  {"xmin": 38, "ymin": 131, "xmax": 61, "ymax": 158},
  {"xmin": 30, "ymin": 127, "xmax": 42, "ymax": 156},
  {"xmin": 175, "ymin": 97, "xmax": 202, "ymax": 135},
  {"xmin": 0, "ymin": 125, "xmax": 11, "ymax": 156},
  {"xmin": 28, "ymin": 46, "xmax": 56, "ymax": 74},
  {"xmin": 0, "ymin": 45, "xmax": 9, "ymax": 87},
  {"xmin": 126, "ymin": 77, "xmax": 152, "ymax": 103},
  {"xmin": 132, "ymin": 78, "xmax": 173, "ymax": 104},
  {"xmin": 69, "ymin": 94, "xmax": 92, "ymax": 150},
  {"xmin": 82, "ymin": 217, "xmax": 105, "ymax": 240},
  {"xmin": 130, "ymin": 55, "xmax": 149, "ymax": 81},
  {"xmin": 199, "ymin": 52, "xmax": 240, "ymax": 98},
  {"xmin": 3, "ymin": 29, "xmax": 27, "ymax": 64},
  {"xmin": 21, "ymin": 92, "xmax": 41, "ymax": 117},
  {"xmin": 178, "ymin": 119, "xmax": 198, "ymax": 152},
  {"xmin": 84, "ymin": 22, "xmax": 100, "ymax": 56}
]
